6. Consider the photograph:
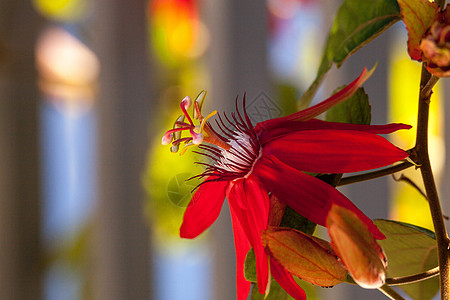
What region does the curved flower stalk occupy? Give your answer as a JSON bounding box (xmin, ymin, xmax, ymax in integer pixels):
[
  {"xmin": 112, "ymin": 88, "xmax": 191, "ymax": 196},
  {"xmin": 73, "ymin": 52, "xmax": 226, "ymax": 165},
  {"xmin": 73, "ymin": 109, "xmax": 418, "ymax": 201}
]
[{"xmin": 162, "ymin": 68, "xmax": 411, "ymax": 299}]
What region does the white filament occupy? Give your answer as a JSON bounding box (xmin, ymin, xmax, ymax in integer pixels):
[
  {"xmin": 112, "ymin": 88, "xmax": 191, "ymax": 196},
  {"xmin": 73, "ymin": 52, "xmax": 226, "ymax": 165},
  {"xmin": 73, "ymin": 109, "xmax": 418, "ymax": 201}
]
[{"xmin": 216, "ymin": 131, "xmax": 257, "ymax": 173}]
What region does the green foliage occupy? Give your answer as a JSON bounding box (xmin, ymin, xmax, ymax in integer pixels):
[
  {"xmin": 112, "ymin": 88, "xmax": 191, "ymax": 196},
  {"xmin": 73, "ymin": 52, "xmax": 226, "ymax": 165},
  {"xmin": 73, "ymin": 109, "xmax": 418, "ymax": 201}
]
[
  {"xmin": 299, "ymin": 0, "xmax": 401, "ymax": 107},
  {"xmin": 326, "ymin": 87, "xmax": 371, "ymax": 125},
  {"xmin": 279, "ymin": 206, "xmax": 317, "ymax": 235},
  {"xmin": 244, "ymin": 249, "xmax": 257, "ymax": 283},
  {"xmin": 250, "ymin": 276, "xmax": 319, "ymax": 299},
  {"xmin": 251, "ymin": 280, "xmax": 293, "ymax": 300},
  {"xmin": 250, "ymin": 280, "xmax": 294, "ymax": 300},
  {"xmin": 375, "ymin": 220, "xmax": 439, "ymax": 300}
]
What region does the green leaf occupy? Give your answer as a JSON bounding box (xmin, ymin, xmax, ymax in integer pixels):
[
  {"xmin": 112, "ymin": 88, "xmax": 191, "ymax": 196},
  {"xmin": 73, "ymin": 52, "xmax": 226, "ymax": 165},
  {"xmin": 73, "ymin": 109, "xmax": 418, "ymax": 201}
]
[
  {"xmin": 299, "ymin": 0, "xmax": 400, "ymax": 107},
  {"xmin": 251, "ymin": 280, "xmax": 293, "ymax": 300},
  {"xmin": 252, "ymin": 278, "xmax": 322, "ymax": 300},
  {"xmin": 326, "ymin": 87, "xmax": 371, "ymax": 125},
  {"xmin": 397, "ymin": 0, "xmax": 439, "ymax": 60},
  {"xmin": 374, "ymin": 219, "xmax": 439, "ymax": 300},
  {"xmin": 279, "ymin": 206, "xmax": 316, "ymax": 235},
  {"xmin": 251, "ymin": 279, "xmax": 320, "ymax": 300},
  {"xmin": 244, "ymin": 248, "xmax": 257, "ymax": 283}
]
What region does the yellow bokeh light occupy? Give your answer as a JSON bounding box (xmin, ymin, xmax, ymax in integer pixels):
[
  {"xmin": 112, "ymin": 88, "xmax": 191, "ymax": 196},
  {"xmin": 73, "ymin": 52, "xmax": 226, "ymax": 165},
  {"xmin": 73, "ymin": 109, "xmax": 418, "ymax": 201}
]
[
  {"xmin": 33, "ymin": 0, "xmax": 88, "ymax": 22},
  {"xmin": 388, "ymin": 33, "xmax": 445, "ymax": 230}
]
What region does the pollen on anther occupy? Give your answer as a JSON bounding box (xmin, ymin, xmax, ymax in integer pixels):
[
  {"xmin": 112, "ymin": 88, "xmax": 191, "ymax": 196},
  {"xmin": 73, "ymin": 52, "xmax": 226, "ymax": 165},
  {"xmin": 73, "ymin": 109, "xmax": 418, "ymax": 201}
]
[
  {"xmin": 181, "ymin": 96, "xmax": 192, "ymax": 110},
  {"xmin": 162, "ymin": 133, "xmax": 173, "ymax": 145}
]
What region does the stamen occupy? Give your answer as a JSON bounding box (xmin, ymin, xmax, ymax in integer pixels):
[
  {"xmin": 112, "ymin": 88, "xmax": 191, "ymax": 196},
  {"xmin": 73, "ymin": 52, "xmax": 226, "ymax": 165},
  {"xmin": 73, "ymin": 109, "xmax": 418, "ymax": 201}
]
[
  {"xmin": 172, "ymin": 137, "xmax": 192, "ymax": 145},
  {"xmin": 180, "ymin": 142, "xmax": 196, "ymax": 155},
  {"xmin": 180, "ymin": 98, "xmax": 195, "ymax": 126},
  {"xmin": 173, "ymin": 115, "xmax": 186, "ymax": 142},
  {"xmin": 200, "ymin": 110, "xmax": 217, "ymax": 132},
  {"xmin": 163, "ymin": 92, "xmax": 262, "ymax": 184},
  {"xmin": 174, "ymin": 121, "xmax": 191, "ymax": 127},
  {"xmin": 193, "ymin": 90, "xmax": 207, "ymax": 120},
  {"xmin": 162, "ymin": 132, "xmax": 173, "ymax": 145},
  {"xmin": 194, "ymin": 102, "xmax": 203, "ymax": 121},
  {"xmin": 181, "ymin": 96, "xmax": 192, "ymax": 110}
]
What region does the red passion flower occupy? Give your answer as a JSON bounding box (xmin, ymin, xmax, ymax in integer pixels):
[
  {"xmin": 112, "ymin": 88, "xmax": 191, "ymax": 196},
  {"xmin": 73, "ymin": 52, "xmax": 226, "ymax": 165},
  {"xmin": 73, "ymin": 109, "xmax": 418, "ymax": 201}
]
[{"xmin": 162, "ymin": 68, "xmax": 411, "ymax": 299}]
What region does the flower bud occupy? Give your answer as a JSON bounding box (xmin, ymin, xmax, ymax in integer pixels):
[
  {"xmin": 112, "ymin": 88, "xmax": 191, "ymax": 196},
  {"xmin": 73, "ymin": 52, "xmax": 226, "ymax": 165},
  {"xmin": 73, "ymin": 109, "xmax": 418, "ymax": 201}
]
[{"xmin": 420, "ymin": 6, "xmax": 450, "ymax": 77}]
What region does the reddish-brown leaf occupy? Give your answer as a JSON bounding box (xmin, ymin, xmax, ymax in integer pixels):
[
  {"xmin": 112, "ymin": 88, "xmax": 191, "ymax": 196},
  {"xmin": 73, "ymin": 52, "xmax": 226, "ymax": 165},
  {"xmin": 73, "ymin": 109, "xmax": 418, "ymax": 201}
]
[
  {"xmin": 397, "ymin": 0, "xmax": 439, "ymax": 60},
  {"xmin": 262, "ymin": 227, "xmax": 348, "ymax": 287},
  {"xmin": 268, "ymin": 195, "xmax": 286, "ymax": 227},
  {"xmin": 327, "ymin": 205, "xmax": 387, "ymax": 289}
]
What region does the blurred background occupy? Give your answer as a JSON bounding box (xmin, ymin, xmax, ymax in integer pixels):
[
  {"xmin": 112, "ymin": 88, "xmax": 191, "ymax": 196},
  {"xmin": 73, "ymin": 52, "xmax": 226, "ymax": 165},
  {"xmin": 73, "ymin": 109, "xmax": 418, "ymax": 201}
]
[{"xmin": 0, "ymin": 0, "xmax": 448, "ymax": 299}]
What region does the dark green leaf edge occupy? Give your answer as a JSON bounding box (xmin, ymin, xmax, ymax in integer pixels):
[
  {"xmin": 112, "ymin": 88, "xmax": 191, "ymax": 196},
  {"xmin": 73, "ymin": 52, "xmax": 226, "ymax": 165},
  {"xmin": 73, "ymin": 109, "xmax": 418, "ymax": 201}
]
[
  {"xmin": 325, "ymin": 87, "xmax": 371, "ymax": 125},
  {"xmin": 299, "ymin": 0, "xmax": 401, "ymax": 107}
]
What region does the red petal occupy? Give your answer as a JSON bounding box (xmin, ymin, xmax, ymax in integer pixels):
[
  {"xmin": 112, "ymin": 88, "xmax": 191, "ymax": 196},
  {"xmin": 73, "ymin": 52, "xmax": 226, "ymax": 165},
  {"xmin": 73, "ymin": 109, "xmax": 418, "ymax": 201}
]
[
  {"xmin": 254, "ymin": 155, "xmax": 385, "ymax": 239},
  {"xmin": 229, "ymin": 203, "xmax": 252, "ymax": 300},
  {"xmin": 227, "ymin": 178, "xmax": 270, "ymax": 295},
  {"xmin": 262, "ymin": 129, "xmax": 408, "ymax": 173},
  {"xmin": 304, "ymin": 119, "xmax": 411, "ymax": 134},
  {"xmin": 255, "ymin": 67, "xmax": 373, "ymax": 140},
  {"xmin": 256, "ymin": 118, "xmax": 411, "ymax": 146},
  {"xmin": 289, "ymin": 67, "xmax": 373, "ymax": 121},
  {"xmin": 270, "ymin": 258, "xmax": 306, "ymax": 300},
  {"xmin": 180, "ymin": 178, "xmax": 228, "ymax": 238}
]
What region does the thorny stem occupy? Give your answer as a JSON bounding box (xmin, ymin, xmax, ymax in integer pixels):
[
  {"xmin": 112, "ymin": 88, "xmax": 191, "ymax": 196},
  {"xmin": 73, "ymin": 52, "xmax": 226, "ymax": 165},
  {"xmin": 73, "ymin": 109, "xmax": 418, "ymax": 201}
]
[
  {"xmin": 337, "ymin": 161, "xmax": 414, "ymax": 186},
  {"xmin": 386, "ymin": 267, "xmax": 440, "ymax": 286},
  {"xmin": 413, "ymin": 64, "xmax": 449, "ymax": 299},
  {"xmin": 378, "ymin": 285, "xmax": 406, "ymax": 300}
]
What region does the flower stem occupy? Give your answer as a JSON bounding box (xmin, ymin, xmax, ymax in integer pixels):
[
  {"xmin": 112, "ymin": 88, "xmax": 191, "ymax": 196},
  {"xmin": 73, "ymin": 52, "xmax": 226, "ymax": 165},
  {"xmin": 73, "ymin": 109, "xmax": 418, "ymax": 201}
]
[
  {"xmin": 414, "ymin": 64, "xmax": 449, "ymax": 299},
  {"xmin": 386, "ymin": 266, "xmax": 439, "ymax": 286},
  {"xmin": 392, "ymin": 174, "xmax": 427, "ymax": 200},
  {"xmin": 337, "ymin": 161, "xmax": 414, "ymax": 186},
  {"xmin": 378, "ymin": 285, "xmax": 405, "ymax": 300}
]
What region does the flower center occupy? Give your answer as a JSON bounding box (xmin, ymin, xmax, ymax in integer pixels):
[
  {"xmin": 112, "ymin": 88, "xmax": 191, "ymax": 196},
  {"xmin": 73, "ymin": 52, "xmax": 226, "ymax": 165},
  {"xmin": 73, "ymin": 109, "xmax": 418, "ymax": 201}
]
[{"xmin": 216, "ymin": 131, "xmax": 259, "ymax": 175}]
